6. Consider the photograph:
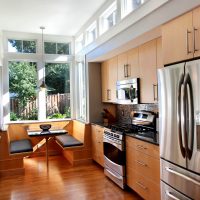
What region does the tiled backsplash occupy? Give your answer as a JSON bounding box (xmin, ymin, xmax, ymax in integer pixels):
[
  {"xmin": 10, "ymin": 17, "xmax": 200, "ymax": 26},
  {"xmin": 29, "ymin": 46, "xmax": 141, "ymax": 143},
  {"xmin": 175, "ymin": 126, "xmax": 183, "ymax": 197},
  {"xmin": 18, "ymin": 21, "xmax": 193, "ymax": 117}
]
[{"xmin": 117, "ymin": 104, "xmax": 158, "ymax": 124}]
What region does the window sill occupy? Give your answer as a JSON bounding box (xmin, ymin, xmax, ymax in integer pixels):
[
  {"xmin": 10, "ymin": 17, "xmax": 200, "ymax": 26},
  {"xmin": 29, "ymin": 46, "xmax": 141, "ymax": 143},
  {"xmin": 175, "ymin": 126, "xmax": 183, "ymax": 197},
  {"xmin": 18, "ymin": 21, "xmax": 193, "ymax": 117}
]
[{"xmin": 2, "ymin": 118, "xmax": 72, "ymax": 131}]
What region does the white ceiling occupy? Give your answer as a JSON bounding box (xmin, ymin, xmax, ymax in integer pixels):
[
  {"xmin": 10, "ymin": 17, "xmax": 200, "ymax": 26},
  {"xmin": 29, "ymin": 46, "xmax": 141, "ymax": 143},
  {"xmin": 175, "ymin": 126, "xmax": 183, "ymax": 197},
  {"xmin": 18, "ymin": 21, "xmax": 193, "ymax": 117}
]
[{"xmin": 0, "ymin": 0, "xmax": 106, "ymax": 36}]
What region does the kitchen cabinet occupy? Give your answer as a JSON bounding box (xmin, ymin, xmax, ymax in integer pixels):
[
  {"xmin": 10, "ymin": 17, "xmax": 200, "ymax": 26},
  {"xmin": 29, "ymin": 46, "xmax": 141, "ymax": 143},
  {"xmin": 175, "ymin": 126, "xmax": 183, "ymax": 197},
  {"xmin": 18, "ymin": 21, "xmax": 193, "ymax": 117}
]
[
  {"xmin": 139, "ymin": 39, "xmax": 157, "ymax": 103},
  {"xmin": 126, "ymin": 136, "xmax": 160, "ymax": 200},
  {"xmin": 162, "ymin": 6, "xmax": 200, "ymax": 65},
  {"xmin": 91, "ymin": 124, "xmax": 104, "ymax": 167},
  {"xmin": 117, "ymin": 48, "xmax": 139, "ymax": 80},
  {"xmin": 101, "ymin": 57, "xmax": 117, "ymax": 102}
]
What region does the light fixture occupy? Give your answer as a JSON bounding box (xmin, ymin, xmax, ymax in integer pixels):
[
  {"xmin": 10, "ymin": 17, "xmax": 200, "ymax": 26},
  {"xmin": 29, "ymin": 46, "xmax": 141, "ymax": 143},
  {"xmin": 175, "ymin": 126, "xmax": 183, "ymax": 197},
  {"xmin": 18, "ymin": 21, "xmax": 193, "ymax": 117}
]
[{"xmin": 39, "ymin": 26, "xmax": 46, "ymax": 90}]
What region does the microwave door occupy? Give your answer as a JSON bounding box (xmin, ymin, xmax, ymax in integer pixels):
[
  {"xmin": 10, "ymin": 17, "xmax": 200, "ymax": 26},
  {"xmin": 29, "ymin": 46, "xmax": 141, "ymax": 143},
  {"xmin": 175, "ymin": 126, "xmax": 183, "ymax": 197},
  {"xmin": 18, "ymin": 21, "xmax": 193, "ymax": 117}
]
[
  {"xmin": 158, "ymin": 63, "xmax": 187, "ymax": 168},
  {"xmin": 185, "ymin": 60, "xmax": 200, "ymax": 174}
]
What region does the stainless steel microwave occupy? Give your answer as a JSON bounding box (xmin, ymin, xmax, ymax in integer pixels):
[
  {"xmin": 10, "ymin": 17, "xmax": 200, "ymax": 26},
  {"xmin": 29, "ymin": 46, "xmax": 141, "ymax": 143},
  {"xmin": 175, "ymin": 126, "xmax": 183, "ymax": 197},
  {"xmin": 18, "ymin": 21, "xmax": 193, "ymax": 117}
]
[{"xmin": 116, "ymin": 78, "xmax": 140, "ymax": 104}]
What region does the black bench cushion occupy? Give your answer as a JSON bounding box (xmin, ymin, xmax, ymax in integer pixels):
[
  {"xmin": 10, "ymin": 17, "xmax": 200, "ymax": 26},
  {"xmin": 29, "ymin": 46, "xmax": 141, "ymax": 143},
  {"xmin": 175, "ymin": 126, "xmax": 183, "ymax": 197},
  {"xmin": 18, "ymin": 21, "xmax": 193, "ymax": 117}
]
[
  {"xmin": 56, "ymin": 134, "xmax": 83, "ymax": 148},
  {"xmin": 10, "ymin": 139, "xmax": 33, "ymax": 154}
]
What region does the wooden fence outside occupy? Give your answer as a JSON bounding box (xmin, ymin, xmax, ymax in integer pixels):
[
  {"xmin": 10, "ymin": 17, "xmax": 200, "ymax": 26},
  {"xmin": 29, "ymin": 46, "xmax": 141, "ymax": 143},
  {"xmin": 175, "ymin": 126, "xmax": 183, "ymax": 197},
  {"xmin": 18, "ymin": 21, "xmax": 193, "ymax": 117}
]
[{"xmin": 10, "ymin": 93, "xmax": 70, "ymax": 118}]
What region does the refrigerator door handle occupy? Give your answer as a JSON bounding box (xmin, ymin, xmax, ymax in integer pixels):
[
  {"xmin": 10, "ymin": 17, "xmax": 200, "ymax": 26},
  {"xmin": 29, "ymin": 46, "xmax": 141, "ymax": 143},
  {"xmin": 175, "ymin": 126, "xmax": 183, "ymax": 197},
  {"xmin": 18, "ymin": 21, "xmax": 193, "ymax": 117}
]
[
  {"xmin": 165, "ymin": 191, "xmax": 181, "ymax": 200},
  {"xmin": 177, "ymin": 74, "xmax": 186, "ymax": 158},
  {"xmin": 183, "ymin": 73, "xmax": 194, "ymax": 160},
  {"xmin": 165, "ymin": 167, "xmax": 200, "ymax": 186}
]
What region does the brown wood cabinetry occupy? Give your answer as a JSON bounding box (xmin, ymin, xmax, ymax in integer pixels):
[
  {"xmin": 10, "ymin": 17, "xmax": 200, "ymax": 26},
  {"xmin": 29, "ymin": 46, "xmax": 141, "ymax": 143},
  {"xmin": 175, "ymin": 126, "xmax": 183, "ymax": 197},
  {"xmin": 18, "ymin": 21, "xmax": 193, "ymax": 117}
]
[
  {"xmin": 139, "ymin": 39, "xmax": 157, "ymax": 103},
  {"xmin": 117, "ymin": 48, "xmax": 139, "ymax": 80},
  {"xmin": 126, "ymin": 136, "xmax": 160, "ymax": 200},
  {"xmin": 101, "ymin": 57, "xmax": 117, "ymax": 102},
  {"xmin": 162, "ymin": 6, "xmax": 200, "ymax": 65},
  {"xmin": 91, "ymin": 124, "xmax": 104, "ymax": 167}
]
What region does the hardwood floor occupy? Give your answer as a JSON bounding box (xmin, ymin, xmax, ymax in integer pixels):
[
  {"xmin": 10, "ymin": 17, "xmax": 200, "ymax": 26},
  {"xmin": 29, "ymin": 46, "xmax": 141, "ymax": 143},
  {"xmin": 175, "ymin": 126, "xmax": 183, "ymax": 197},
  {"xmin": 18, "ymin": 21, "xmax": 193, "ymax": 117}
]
[{"xmin": 0, "ymin": 156, "xmax": 142, "ymax": 200}]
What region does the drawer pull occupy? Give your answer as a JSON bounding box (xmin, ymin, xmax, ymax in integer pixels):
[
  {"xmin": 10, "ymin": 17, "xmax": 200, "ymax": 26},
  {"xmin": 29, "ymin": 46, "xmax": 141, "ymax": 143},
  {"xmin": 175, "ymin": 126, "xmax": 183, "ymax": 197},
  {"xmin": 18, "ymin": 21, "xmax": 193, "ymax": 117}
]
[
  {"xmin": 136, "ymin": 160, "xmax": 147, "ymax": 167},
  {"xmin": 136, "ymin": 181, "xmax": 147, "ymax": 190},
  {"xmin": 136, "ymin": 145, "xmax": 147, "ymax": 150}
]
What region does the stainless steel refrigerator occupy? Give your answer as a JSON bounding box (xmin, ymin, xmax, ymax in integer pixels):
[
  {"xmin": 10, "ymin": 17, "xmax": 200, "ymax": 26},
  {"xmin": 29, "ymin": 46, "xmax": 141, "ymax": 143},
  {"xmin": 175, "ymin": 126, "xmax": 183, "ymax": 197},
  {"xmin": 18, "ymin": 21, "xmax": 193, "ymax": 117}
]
[{"xmin": 158, "ymin": 60, "xmax": 200, "ymax": 200}]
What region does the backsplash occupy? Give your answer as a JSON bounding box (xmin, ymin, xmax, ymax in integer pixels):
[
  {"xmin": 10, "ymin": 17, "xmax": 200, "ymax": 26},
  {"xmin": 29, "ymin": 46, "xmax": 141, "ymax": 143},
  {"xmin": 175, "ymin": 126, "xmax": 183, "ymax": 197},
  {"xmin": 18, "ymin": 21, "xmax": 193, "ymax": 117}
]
[{"xmin": 117, "ymin": 104, "xmax": 158, "ymax": 124}]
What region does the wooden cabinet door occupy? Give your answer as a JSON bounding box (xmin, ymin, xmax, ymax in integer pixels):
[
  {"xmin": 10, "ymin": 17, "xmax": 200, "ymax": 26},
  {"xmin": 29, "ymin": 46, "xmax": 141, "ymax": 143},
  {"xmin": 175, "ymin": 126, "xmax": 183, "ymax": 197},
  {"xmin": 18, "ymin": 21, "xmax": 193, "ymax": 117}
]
[
  {"xmin": 127, "ymin": 47, "xmax": 140, "ymax": 78},
  {"xmin": 101, "ymin": 61, "xmax": 109, "ymax": 102},
  {"xmin": 108, "ymin": 57, "xmax": 117, "ymax": 102},
  {"xmin": 139, "ymin": 39, "xmax": 157, "ymax": 103},
  {"xmin": 193, "ymin": 7, "xmax": 200, "ymax": 58},
  {"xmin": 162, "ymin": 11, "xmax": 193, "ymax": 65},
  {"xmin": 91, "ymin": 125, "xmax": 104, "ymax": 167},
  {"xmin": 117, "ymin": 52, "xmax": 128, "ymax": 80},
  {"xmin": 156, "ymin": 37, "xmax": 163, "ymax": 69}
]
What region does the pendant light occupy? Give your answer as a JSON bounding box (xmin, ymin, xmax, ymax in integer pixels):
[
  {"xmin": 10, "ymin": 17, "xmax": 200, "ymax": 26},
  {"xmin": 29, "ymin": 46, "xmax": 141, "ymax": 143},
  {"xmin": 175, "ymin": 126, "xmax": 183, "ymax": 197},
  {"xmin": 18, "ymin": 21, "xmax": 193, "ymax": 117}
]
[{"xmin": 39, "ymin": 26, "xmax": 46, "ymax": 90}]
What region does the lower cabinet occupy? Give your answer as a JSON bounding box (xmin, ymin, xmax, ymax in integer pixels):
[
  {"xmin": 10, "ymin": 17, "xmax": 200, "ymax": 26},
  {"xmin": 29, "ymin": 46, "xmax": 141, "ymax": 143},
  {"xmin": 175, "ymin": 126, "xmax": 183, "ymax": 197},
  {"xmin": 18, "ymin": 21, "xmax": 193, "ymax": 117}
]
[
  {"xmin": 91, "ymin": 124, "xmax": 104, "ymax": 167},
  {"xmin": 126, "ymin": 136, "xmax": 160, "ymax": 200}
]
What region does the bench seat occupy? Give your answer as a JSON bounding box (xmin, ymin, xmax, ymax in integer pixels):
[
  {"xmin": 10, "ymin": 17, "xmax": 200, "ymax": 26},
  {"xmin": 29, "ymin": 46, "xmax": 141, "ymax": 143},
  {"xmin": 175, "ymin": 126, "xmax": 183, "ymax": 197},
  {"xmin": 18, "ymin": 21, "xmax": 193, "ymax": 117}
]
[
  {"xmin": 10, "ymin": 139, "xmax": 33, "ymax": 154},
  {"xmin": 56, "ymin": 134, "xmax": 83, "ymax": 148}
]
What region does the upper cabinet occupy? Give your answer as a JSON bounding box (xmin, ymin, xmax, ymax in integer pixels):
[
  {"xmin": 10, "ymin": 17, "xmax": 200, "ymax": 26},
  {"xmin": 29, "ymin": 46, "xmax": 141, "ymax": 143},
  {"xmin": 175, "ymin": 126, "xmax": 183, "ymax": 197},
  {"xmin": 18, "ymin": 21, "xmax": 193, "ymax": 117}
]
[
  {"xmin": 193, "ymin": 6, "xmax": 200, "ymax": 58},
  {"xmin": 139, "ymin": 39, "xmax": 157, "ymax": 104},
  {"xmin": 162, "ymin": 6, "xmax": 200, "ymax": 65},
  {"xmin": 101, "ymin": 57, "xmax": 118, "ymax": 103},
  {"xmin": 117, "ymin": 48, "xmax": 139, "ymax": 80}
]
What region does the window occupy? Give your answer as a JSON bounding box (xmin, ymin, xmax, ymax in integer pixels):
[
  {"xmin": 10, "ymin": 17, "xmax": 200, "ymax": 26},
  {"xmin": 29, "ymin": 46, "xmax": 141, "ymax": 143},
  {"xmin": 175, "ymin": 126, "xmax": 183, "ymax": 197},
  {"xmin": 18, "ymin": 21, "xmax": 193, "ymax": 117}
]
[
  {"xmin": 75, "ymin": 34, "xmax": 84, "ymax": 53},
  {"xmin": 99, "ymin": 1, "xmax": 117, "ymax": 35},
  {"xmin": 9, "ymin": 61, "xmax": 38, "ymax": 121},
  {"xmin": 76, "ymin": 62, "xmax": 87, "ymax": 121},
  {"xmin": 121, "ymin": 0, "xmax": 147, "ymax": 18},
  {"xmin": 44, "ymin": 42, "xmax": 70, "ymax": 55},
  {"xmin": 8, "ymin": 39, "xmax": 36, "ymax": 53},
  {"xmin": 5, "ymin": 35, "xmax": 72, "ymax": 123},
  {"xmin": 45, "ymin": 63, "xmax": 71, "ymax": 119},
  {"xmin": 85, "ymin": 21, "xmax": 97, "ymax": 45}
]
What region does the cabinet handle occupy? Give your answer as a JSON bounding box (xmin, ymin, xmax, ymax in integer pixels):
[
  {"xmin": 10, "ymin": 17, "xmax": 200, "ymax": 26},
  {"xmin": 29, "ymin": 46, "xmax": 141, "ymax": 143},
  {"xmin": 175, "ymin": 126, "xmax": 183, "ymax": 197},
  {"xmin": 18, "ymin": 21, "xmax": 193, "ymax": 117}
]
[
  {"xmin": 186, "ymin": 29, "xmax": 192, "ymax": 54},
  {"xmin": 136, "ymin": 181, "xmax": 147, "ymax": 190},
  {"xmin": 194, "ymin": 27, "xmax": 199, "ymax": 53},
  {"xmin": 124, "ymin": 65, "xmax": 127, "ymax": 78},
  {"xmin": 136, "ymin": 145, "xmax": 147, "ymax": 150},
  {"xmin": 126, "ymin": 64, "xmax": 129, "ymax": 78},
  {"xmin": 153, "ymin": 84, "xmax": 158, "ymax": 101},
  {"xmin": 136, "ymin": 160, "xmax": 147, "ymax": 167},
  {"xmin": 107, "ymin": 89, "xmax": 111, "ymax": 100}
]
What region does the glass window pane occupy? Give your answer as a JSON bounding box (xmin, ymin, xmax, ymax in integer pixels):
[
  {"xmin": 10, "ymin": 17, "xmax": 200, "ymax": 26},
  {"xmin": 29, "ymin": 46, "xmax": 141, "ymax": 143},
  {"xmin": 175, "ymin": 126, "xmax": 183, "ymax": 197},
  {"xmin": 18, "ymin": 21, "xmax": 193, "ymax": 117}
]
[
  {"xmin": 57, "ymin": 43, "xmax": 70, "ymax": 55},
  {"xmin": 45, "ymin": 63, "xmax": 70, "ymax": 119},
  {"xmin": 44, "ymin": 42, "xmax": 56, "ymax": 54},
  {"xmin": 8, "ymin": 39, "xmax": 22, "ymax": 52},
  {"xmin": 9, "ymin": 61, "xmax": 38, "ymax": 121},
  {"xmin": 23, "ymin": 40, "xmax": 36, "ymax": 53}
]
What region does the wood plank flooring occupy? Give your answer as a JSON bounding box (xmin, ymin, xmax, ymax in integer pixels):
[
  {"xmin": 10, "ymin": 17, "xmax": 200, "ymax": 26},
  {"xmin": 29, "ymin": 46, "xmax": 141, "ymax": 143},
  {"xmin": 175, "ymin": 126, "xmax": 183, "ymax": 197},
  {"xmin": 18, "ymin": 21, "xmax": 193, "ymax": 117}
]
[{"xmin": 0, "ymin": 156, "xmax": 142, "ymax": 200}]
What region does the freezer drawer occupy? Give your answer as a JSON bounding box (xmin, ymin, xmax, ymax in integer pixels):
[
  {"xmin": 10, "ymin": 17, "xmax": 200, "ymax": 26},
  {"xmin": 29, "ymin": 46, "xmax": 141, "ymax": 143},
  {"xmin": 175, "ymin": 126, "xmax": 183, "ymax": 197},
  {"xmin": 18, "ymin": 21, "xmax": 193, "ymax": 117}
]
[
  {"xmin": 161, "ymin": 181, "xmax": 191, "ymax": 200},
  {"xmin": 161, "ymin": 159, "xmax": 200, "ymax": 200}
]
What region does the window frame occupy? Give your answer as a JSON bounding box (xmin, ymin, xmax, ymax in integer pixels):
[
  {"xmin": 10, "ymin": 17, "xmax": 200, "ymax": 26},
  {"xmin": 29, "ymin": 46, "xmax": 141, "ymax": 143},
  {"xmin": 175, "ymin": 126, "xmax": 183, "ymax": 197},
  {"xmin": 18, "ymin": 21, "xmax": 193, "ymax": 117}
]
[
  {"xmin": 99, "ymin": 1, "xmax": 117, "ymax": 35},
  {"xmin": 85, "ymin": 21, "xmax": 97, "ymax": 46},
  {"xmin": 1, "ymin": 31, "xmax": 74, "ymax": 128}
]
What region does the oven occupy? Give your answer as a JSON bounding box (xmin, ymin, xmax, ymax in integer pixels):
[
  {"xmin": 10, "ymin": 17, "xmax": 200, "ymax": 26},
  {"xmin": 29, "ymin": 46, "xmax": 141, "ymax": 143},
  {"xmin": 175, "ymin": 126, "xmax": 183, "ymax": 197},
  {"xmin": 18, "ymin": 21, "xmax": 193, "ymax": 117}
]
[{"xmin": 103, "ymin": 129, "xmax": 126, "ymax": 189}]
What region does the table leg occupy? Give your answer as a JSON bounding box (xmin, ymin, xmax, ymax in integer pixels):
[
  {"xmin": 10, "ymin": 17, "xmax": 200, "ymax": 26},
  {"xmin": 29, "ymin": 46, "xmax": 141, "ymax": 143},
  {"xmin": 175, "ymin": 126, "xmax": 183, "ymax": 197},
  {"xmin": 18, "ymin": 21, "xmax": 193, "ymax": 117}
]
[{"xmin": 45, "ymin": 137, "xmax": 49, "ymax": 170}]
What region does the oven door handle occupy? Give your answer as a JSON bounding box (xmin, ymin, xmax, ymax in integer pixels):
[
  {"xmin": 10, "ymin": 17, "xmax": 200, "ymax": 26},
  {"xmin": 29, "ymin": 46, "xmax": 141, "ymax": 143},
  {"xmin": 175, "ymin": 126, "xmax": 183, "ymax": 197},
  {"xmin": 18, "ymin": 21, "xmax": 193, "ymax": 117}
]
[
  {"xmin": 103, "ymin": 137, "xmax": 123, "ymax": 151},
  {"xmin": 105, "ymin": 167, "xmax": 123, "ymax": 180},
  {"xmin": 165, "ymin": 191, "xmax": 180, "ymax": 200}
]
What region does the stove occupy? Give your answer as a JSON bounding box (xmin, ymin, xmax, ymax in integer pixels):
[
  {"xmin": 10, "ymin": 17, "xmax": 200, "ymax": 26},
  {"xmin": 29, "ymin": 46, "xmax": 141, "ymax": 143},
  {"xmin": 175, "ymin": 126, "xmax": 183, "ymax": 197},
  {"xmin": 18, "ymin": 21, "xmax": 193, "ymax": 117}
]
[{"xmin": 103, "ymin": 111, "xmax": 158, "ymax": 189}]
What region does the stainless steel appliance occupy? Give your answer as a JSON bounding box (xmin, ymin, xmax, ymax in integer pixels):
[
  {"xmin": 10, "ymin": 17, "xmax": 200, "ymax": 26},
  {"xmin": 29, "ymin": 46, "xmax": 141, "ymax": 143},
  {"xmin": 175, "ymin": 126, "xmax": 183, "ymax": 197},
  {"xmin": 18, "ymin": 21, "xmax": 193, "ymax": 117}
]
[
  {"xmin": 103, "ymin": 127, "xmax": 125, "ymax": 189},
  {"xmin": 103, "ymin": 111, "xmax": 157, "ymax": 189},
  {"xmin": 116, "ymin": 78, "xmax": 140, "ymax": 104},
  {"xmin": 158, "ymin": 60, "xmax": 200, "ymax": 200}
]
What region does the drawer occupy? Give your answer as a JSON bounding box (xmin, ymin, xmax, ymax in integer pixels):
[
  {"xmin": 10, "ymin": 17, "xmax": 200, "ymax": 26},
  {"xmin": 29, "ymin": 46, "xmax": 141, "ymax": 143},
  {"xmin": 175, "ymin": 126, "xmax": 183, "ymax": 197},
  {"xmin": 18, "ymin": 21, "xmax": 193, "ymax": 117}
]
[
  {"xmin": 127, "ymin": 167, "xmax": 160, "ymax": 200},
  {"xmin": 126, "ymin": 135, "xmax": 159, "ymax": 159},
  {"xmin": 126, "ymin": 146, "xmax": 160, "ymax": 183}
]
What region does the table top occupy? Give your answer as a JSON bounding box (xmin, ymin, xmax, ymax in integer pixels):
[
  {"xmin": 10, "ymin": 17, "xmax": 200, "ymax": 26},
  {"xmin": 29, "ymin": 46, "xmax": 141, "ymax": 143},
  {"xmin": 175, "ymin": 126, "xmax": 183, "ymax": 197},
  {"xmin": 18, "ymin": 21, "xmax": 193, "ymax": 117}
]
[{"xmin": 27, "ymin": 129, "xmax": 67, "ymax": 137}]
